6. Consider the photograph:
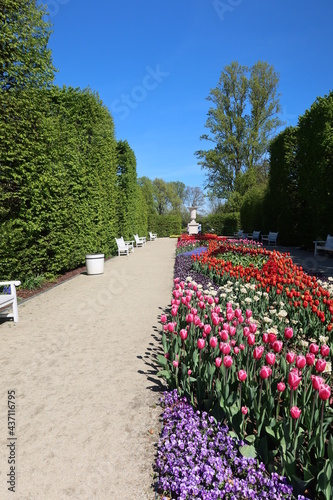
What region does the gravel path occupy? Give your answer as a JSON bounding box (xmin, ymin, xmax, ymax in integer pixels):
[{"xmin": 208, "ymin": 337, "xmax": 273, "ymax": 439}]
[{"xmin": 0, "ymin": 237, "xmax": 176, "ymax": 499}]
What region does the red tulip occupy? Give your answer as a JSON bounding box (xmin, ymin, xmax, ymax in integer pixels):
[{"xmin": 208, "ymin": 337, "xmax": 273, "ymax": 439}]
[
  {"xmin": 290, "ymin": 406, "xmax": 301, "ymax": 419},
  {"xmin": 259, "ymin": 366, "xmax": 272, "ymax": 379},
  {"xmin": 267, "ymin": 332, "xmax": 277, "ymax": 344},
  {"xmin": 284, "ymin": 327, "xmax": 293, "ymax": 340},
  {"xmin": 223, "ymin": 355, "xmax": 233, "ymax": 368},
  {"xmin": 238, "ymin": 369, "xmax": 247, "ymax": 382},
  {"xmin": 315, "ymin": 359, "xmax": 326, "ymax": 373},
  {"xmin": 319, "ymin": 384, "xmax": 331, "ymax": 401},
  {"xmin": 265, "ymin": 352, "xmax": 276, "ymax": 365}
]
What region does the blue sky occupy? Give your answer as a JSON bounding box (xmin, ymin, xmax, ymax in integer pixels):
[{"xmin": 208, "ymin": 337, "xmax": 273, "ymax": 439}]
[{"xmin": 45, "ymin": 0, "xmax": 333, "ymax": 191}]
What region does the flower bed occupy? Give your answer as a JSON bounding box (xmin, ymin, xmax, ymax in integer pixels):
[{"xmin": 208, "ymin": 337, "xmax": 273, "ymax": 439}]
[
  {"xmin": 156, "ymin": 390, "xmax": 302, "ymax": 500},
  {"xmin": 156, "ymin": 236, "xmax": 333, "ymax": 499}
]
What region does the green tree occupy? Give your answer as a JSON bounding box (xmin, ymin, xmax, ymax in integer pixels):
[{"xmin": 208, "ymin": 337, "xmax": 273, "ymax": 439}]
[
  {"xmin": 0, "ymin": 0, "xmax": 55, "ymax": 91},
  {"xmin": 196, "ymin": 61, "xmax": 282, "ymax": 199},
  {"xmin": 138, "ymin": 176, "xmax": 156, "ymax": 215}
]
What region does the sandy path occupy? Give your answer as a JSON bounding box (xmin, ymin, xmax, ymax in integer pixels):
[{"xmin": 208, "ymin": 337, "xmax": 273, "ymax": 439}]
[{"xmin": 0, "ymin": 237, "xmax": 176, "ymax": 499}]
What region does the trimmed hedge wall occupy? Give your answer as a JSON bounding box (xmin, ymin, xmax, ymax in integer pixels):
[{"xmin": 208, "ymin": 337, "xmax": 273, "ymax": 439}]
[
  {"xmin": 0, "ymin": 86, "xmax": 144, "ymax": 280},
  {"xmin": 200, "ymin": 213, "xmax": 240, "ymax": 236},
  {"xmin": 148, "ymin": 214, "xmax": 181, "ymax": 237}
]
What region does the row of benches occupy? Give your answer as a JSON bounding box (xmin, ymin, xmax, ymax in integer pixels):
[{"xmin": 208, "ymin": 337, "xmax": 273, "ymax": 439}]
[{"xmin": 115, "ymin": 232, "xmax": 157, "ymax": 256}]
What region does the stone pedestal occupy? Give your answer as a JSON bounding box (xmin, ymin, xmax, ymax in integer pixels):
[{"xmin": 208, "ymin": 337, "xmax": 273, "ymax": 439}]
[{"xmin": 188, "ymin": 206, "xmax": 199, "ymax": 235}]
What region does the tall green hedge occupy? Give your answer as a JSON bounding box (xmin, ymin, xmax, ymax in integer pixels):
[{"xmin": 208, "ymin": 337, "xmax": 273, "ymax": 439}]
[
  {"xmin": 148, "ymin": 214, "xmax": 181, "ymax": 237},
  {"xmin": 0, "ymin": 86, "xmax": 118, "ymax": 279},
  {"xmin": 240, "ymin": 184, "xmax": 268, "ymax": 234},
  {"xmin": 200, "ymin": 213, "xmax": 240, "ymax": 236}
]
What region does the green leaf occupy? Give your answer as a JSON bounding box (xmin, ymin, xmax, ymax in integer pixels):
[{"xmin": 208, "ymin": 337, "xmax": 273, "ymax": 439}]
[
  {"xmin": 156, "ymin": 354, "xmax": 168, "ymax": 367},
  {"xmin": 239, "ymin": 444, "xmax": 257, "ymax": 458}
]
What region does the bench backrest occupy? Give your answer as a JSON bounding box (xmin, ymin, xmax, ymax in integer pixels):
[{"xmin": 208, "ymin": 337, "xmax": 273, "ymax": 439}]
[
  {"xmin": 252, "ymin": 231, "xmax": 260, "ymax": 240},
  {"xmin": 326, "ymin": 235, "xmax": 333, "ymax": 249},
  {"xmin": 268, "ymin": 232, "xmax": 278, "ymax": 243},
  {"xmin": 115, "ymin": 238, "xmax": 126, "ymax": 249}
]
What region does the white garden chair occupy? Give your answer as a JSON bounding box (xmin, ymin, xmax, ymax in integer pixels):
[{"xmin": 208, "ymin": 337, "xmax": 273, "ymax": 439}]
[
  {"xmin": 115, "ymin": 237, "xmax": 132, "ymax": 256},
  {"xmin": 0, "ymin": 281, "xmax": 21, "ymax": 322},
  {"xmin": 149, "ymin": 231, "xmax": 157, "ymax": 241},
  {"xmin": 134, "ymin": 234, "xmax": 146, "ymax": 247}
]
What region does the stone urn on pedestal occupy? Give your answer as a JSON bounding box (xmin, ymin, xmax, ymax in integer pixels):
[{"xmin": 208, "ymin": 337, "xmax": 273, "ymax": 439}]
[{"xmin": 187, "ymin": 206, "xmax": 199, "ymax": 235}]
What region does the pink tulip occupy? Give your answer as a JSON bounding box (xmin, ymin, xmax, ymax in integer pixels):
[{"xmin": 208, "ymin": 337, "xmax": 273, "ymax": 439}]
[
  {"xmin": 315, "ymin": 359, "xmax": 326, "ymax": 373},
  {"xmin": 238, "ymin": 370, "xmax": 247, "ymax": 382},
  {"xmin": 215, "ymin": 357, "xmax": 222, "ymax": 368},
  {"xmin": 160, "ymin": 314, "xmax": 167, "ymax": 324},
  {"xmin": 290, "ymin": 406, "xmax": 301, "ymax": 419},
  {"xmin": 180, "ymin": 329, "xmax": 188, "ymax": 341},
  {"xmin": 230, "ymin": 339, "xmax": 236, "ymax": 347},
  {"xmin": 219, "ymin": 342, "xmax": 231, "ymax": 355},
  {"xmin": 253, "ymin": 346, "xmax": 264, "ymax": 360},
  {"xmin": 273, "ymin": 340, "xmax": 283, "ymax": 353},
  {"xmin": 222, "ymin": 323, "xmax": 229, "ymax": 331},
  {"xmin": 194, "ymin": 315, "xmax": 201, "ymax": 326},
  {"xmin": 243, "ymin": 326, "xmax": 250, "ymax": 338},
  {"xmin": 249, "ymin": 323, "xmax": 257, "ymax": 334},
  {"xmin": 186, "ymin": 314, "xmax": 193, "ymax": 323},
  {"xmin": 239, "ymin": 343, "xmax": 245, "ymax": 351},
  {"xmin": 309, "ymin": 343, "xmax": 319, "ymax": 354},
  {"xmin": 173, "ymin": 360, "xmax": 179, "ymax": 368},
  {"xmin": 296, "ymin": 355, "xmax": 306, "ymax": 369},
  {"xmin": 277, "ymin": 382, "xmax": 286, "ymax": 392},
  {"xmin": 212, "ymin": 314, "xmax": 220, "ymax": 326},
  {"xmin": 233, "ymin": 346, "xmax": 240, "ymax": 355},
  {"xmin": 241, "ymin": 406, "xmax": 248, "ymax": 415},
  {"xmin": 320, "ymin": 345, "xmax": 330, "ymax": 357},
  {"xmin": 284, "ymin": 327, "xmax": 293, "ymax": 340},
  {"xmin": 306, "ymin": 352, "xmax": 315, "ymax": 366},
  {"xmin": 181, "ymin": 297, "xmax": 187, "ymax": 305},
  {"xmin": 197, "ymin": 338, "xmax": 205, "ymax": 350},
  {"xmin": 223, "ymin": 355, "xmax": 233, "ymax": 368},
  {"xmin": 226, "ymin": 312, "xmax": 234, "ymax": 322},
  {"xmin": 198, "ymin": 301, "xmax": 205, "ymax": 309},
  {"xmin": 207, "ymin": 297, "xmax": 214, "ymax": 305},
  {"xmin": 265, "ymin": 352, "xmax": 276, "ymax": 365},
  {"xmin": 167, "ymin": 322, "xmax": 174, "ymax": 333},
  {"xmin": 203, "ymin": 324, "xmax": 211, "ymax": 335},
  {"xmin": 235, "ymin": 308, "xmax": 242, "ymax": 318},
  {"xmin": 209, "ymin": 336, "xmax": 218, "ymax": 349},
  {"xmin": 311, "ymin": 375, "xmax": 324, "ymax": 390},
  {"xmin": 171, "ymin": 306, "xmax": 178, "ymax": 317},
  {"xmin": 267, "ymin": 332, "xmax": 277, "ymax": 344},
  {"xmin": 188, "ymin": 369, "xmax": 192, "ymax": 375},
  {"xmin": 229, "ymin": 326, "xmax": 236, "ymax": 336},
  {"xmin": 262, "ymin": 333, "xmax": 269, "ymax": 343},
  {"xmin": 319, "ymin": 384, "xmax": 331, "ymax": 401},
  {"xmin": 259, "ymin": 366, "xmax": 272, "ymax": 379},
  {"xmin": 286, "ymin": 352, "xmax": 296, "ymax": 364},
  {"xmin": 247, "ymin": 334, "xmax": 255, "ymax": 346},
  {"xmin": 214, "ymin": 296, "xmax": 219, "ymax": 304},
  {"xmin": 288, "ymin": 370, "xmax": 302, "ymax": 390},
  {"xmin": 246, "ymin": 309, "xmax": 252, "ymax": 319},
  {"xmin": 220, "ymin": 330, "xmax": 229, "ymax": 341}
]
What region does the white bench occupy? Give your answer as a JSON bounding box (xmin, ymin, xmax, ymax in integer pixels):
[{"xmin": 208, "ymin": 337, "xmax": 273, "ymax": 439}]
[
  {"xmin": 149, "ymin": 231, "xmax": 157, "ymax": 241},
  {"xmin": 249, "ymin": 231, "xmax": 261, "ymax": 242},
  {"xmin": 115, "ymin": 237, "xmax": 134, "ymax": 256},
  {"xmin": 313, "ymin": 235, "xmax": 333, "ymax": 256},
  {"xmin": 262, "ymin": 232, "xmax": 279, "ymax": 246},
  {"xmin": 0, "ymin": 281, "xmax": 21, "ymax": 322},
  {"xmin": 134, "ymin": 234, "xmax": 146, "ymax": 247}
]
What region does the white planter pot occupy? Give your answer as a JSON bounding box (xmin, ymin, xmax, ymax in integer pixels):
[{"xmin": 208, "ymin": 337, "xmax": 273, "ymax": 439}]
[{"xmin": 85, "ymin": 253, "xmax": 104, "ymax": 275}]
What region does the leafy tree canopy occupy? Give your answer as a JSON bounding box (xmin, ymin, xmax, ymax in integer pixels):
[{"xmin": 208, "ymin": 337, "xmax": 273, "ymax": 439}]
[
  {"xmin": 0, "ymin": 0, "xmax": 55, "ymax": 91},
  {"xmin": 196, "ymin": 60, "xmax": 282, "ymax": 199}
]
